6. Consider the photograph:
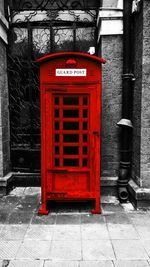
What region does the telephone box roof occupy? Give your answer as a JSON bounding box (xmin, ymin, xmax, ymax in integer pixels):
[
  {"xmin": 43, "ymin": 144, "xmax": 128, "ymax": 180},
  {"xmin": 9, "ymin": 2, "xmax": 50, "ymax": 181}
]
[{"xmin": 37, "ymin": 52, "xmax": 106, "ymax": 65}]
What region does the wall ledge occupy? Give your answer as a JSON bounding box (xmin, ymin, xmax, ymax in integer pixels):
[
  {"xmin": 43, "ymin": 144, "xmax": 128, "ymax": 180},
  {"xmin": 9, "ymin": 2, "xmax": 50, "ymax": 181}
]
[
  {"xmin": 128, "ymin": 179, "xmax": 150, "ymax": 209},
  {"xmin": 97, "ymin": 7, "xmax": 123, "ymax": 40}
]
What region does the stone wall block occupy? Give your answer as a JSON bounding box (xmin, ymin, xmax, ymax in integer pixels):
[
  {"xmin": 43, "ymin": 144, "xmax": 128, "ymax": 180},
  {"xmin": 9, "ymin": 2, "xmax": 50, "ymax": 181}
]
[
  {"xmin": 141, "ymin": 128, "xmax": 150, "ymax": 154},
  {"xmin": 140, "ymin": 171, "xmax": 150, "ymax": 188},
  {"xmin": 132, "ymin": 1, "xmax": 143, "ymax": 183},
  {"xmin": 101, "ymin": 35, "xmax": 122, "ymax": 177}
]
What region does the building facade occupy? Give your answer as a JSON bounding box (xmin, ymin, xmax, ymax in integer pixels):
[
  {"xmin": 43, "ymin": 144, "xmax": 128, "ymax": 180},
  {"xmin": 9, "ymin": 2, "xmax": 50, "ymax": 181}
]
[{"xmin": 0, "ymin": 0, "xmax": 150, "ymax": 208}]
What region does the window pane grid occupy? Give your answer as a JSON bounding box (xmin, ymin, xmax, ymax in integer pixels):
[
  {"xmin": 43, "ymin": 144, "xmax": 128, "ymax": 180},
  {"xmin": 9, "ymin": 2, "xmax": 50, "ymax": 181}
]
[{"xmin": 53, "ymin": 95, "xmax": 89, "ymax": 167}]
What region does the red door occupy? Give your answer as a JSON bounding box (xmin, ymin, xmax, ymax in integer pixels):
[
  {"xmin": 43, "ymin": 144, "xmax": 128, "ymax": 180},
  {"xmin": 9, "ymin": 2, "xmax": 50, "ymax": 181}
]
[{"xmin": 43, "ymin": 84, "xmax": 101, "ymax": 213}]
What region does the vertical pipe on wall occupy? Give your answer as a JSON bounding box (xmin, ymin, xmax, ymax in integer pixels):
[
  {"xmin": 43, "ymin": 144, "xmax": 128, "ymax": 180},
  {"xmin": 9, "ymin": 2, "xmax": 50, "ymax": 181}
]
[{"xmin": 117, "ymin": 0, "xmax": 134, "ymax": 201}]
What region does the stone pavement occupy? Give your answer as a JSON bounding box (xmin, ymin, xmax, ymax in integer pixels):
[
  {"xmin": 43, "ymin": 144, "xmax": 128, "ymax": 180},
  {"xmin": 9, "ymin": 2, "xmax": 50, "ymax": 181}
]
[{"xmin": 0, "ymin": 187, "xmax": 150, "ymax": 267}]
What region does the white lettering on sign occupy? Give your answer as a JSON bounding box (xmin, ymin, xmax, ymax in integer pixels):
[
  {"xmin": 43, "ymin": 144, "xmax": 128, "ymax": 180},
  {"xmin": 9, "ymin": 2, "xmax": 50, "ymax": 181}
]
[{"xmin": 56, "ymin": 69, "xmax": 87, "ymax": 76}]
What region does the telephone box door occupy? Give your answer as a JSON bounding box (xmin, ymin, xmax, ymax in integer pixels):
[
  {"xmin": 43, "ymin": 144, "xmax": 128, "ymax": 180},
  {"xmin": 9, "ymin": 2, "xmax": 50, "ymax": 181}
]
[{"xmin": 43, "ymin": 84, "xmax": 100, "ymax": 214}]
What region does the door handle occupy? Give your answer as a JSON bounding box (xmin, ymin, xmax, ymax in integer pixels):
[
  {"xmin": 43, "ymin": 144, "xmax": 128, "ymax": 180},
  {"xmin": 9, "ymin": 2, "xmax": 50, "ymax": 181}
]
[{"xmin": 93, "ymin": 131, "xmax": 100, "ymax": 136}]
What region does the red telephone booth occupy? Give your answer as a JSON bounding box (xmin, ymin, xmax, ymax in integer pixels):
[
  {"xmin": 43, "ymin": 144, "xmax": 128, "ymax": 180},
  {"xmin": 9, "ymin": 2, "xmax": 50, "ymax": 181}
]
[{"xmin": 37, "ymin": 52, "xmax": 105, "ymax": 215}]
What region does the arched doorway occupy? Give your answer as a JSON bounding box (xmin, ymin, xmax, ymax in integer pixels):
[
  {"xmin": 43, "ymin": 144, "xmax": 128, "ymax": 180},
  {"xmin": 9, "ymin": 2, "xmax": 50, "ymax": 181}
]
[{"xmin": 7, "ymin": 1, "xmax": 99, "ymax": 172}]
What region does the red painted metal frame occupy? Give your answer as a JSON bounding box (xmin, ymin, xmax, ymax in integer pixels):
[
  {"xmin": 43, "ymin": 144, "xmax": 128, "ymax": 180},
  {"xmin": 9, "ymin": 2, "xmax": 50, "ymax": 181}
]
[
  {"xmin": 37, "ymin": 52, "xmax": 106, "ymax": 64},
  {"xmin": 38, "ymin": 52, "xmax": 105, "ymax": 215}
]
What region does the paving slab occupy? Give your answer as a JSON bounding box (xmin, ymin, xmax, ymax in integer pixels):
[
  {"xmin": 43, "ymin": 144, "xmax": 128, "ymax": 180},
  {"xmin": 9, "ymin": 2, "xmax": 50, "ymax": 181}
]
[
  {"xmin": 81, "ymin": 214, "xmax": 105, "ymax": 224},
  {"xmin": 105, "ymin": 213, "xmax": 131, "ymax": 224},
  {"xmin": 31, "ymin": 213, "xmax": 56, "ymax": 225},
  {"xmin": 1, "ymin": 187, "xmax": 150, "ymax": 264},
  {"xmin": 102, "ymin": 203, "xmax": 124, "ymax": 213},
  {"xmin": 0, "ymin": 197, "xmax": 19, "ymax": 212},
  {"xmin": 0, "ymin": 224, "xmax": 28, "ymax": 240},
  {"xmin": 0, "ymin": 225, "xmax": 4, "ymax": 234},
  {"xmin": 127, "ymin": 213, "xmax": 150, "ymax": 226},
  {"xmin": 21, "ymin": 195, "xmax": 40, "ymax": 204},
  {"xmin": 107, "ymin": 223, "xmax": 139, "ymax": 239},
  {"xmin": 24, "ymin": 187, "xmax": 41, "ymax": 195},
  {"xmin": 16, "ymin": 240, "xmax": 51, "ymax": 259},
  {"xmin": 0, "ymin": 241, "xmax": 21, "ymax": 259},
  {"xmin": 24, "ymin": 225, "xmax": 53, "ymax": 241},
  {"xmin": 53, "ymin": 225, "xmax": 80, "ymax": 241},
  {"xmin": 141, "ymin": 239, "xmax": 150, "ymax": 257},
  {"xmin": 44, "ymin": 262, "xmax": 115, "ymax": 267},
  {"xmin": 82, "ymin": 240, "xmax": 115, "ymax": 260},
  {"xmin": 114, "ymin": 260, "xmax": 150, "ymax": 267},
  {"xmin": 56, "ymin": 214, "xmax": 81, "ymax": 225},
  {"xmin": 9, "ymin": 187, "xmax": 26, "ymax": 197},
  {"xmin": 81, "ymin": 224, "xmax": 109, "ymax": 240},
  {"xmin": 101, "ymin": 196, "xmax": 119, "ymax": 204},
  {"xmin": 15, "ymin": 202, "xmax": 38, "ymax": 212},
  {"xmin": 44, "ymin": 261, "xmax": 79, "ymax": 267},
  {"xmin": 79, "ymin": 261, "xmax": 114, "ymax": 267},
  {"xmin": 8, "ymin": 260, "xmax": 44, "ymax": 267},
  {"xmin": 7, "ymin": 211, "xmax": 33, "ymax": 224},
  {"xmin": 112, "ymin": 239, "xmax": 148, "ymax": 259},
  {"xmin": 0, "ymin": 212, "xmax": 9, "ymax": 224},
  {"xmin": 121, "ymin": 203, "xmax": 135, "ymax": 212},
  {"xmin": 134, "ymin": 225, "xmax": 150, "ymax": 240},
  {"xmin": 2, "ymin": 196, "xmax": 20, "ymax": 207},
  {"xmin": 50, "ymin": 240, "xmax": 82, "ymax": 260}
]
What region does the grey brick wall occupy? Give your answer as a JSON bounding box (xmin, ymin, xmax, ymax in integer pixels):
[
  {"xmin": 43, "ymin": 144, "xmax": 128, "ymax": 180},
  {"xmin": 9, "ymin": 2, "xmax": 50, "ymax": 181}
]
[
  {"xmin": 140, "ymin": 0, "xmax": 150, "ymax": 187},
  {"xmin": 132, "ymin": 1, "xmax": 143, "ymax": 186},
  {"xmin": 132, "ymin": 0, "xmax": 150, "ymax": 188},
  {"xmin": 0, "ymin": 18, "xmax": 10, "ymax": 176},
  {"xmin": 100, "ymin": 35, "xmax": 123, "ymax": 177}
]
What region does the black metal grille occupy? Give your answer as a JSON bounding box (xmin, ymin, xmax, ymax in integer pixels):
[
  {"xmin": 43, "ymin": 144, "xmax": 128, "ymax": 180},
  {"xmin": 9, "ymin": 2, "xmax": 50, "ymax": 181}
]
[
  {"xmin": 8, "ymin": 0, "xmax": 99, "ymax": 11},
  {"xmin": 7, "ymin": 1, "xmax": 99, "ymax": 172}
]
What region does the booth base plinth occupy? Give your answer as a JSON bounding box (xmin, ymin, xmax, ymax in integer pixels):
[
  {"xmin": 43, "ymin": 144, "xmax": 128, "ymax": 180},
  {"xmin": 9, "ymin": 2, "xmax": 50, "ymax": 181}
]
[
  {"xmin": 91, "ymin": 198, "xmax": 101, "ymax": 214},
  {"xmin": 91, "ymin": 208, "xmax": 101, "ymax": 214},
  {"xmin": 38, "ymin": 205, "xmax": 49, "ymax": 215},
  {"xmin": 38, "ymin": 197, "xmax": 101, "ymax": 215}
]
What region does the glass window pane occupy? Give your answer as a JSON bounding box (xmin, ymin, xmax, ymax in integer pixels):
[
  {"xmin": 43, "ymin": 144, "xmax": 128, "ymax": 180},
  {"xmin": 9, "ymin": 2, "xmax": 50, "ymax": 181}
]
[
  {"xmin": 82, "ymin": 158, "xmax": 87, "ymax": 167},
  {"xmin": 11, "ymin": 28, "xmax": 28, "ymax": 57},
  {"xmin": 63, "ymin": 134, "xmax": 79, "ymax": 142},
  {"xmin": 55, "ymin": 122, "xmax": 59, "ymax": 130},
  {"xmin": 83, "ymin": 146, "xmax": 87, "ymax": 155},
  {"xmin": 63, "ymin": 110, "xmax": 79, "ymax": 118},
  {"xmin": 83, "ymin": 109, "xmax": 88, "ymax": 118},
  {"xmin": 54, "ymin": 97, "xmax": 59, "ymax": 105},
  {"xmin": 76, "ymin": 27, "xmax": 95, "ymax": 53},
  {"xmin": 63, "ymin": 122, "xmax": 79, "ymax": 130},
  {"xmin": 55, "ymin": 146, "xmax": 60, "ymax": 154},
  {"xmin": 55, "ymin": 134, "xmax": 59, "ymax": 142},
  {"xmin": 83, "ymin": 97, "xmax": 88, "ymax": 105},
  {"xmin": 83, "ymin": 134, "xmax": 87, "ymax": 142},
  {"xmin": 64, "ymin": 146, "xmax": 79, "ymax": 155},
  {"xmin": 63, "ymin": 97, "xmax": 79, "ymax": 105},
  {"xmin": 55, "ymin": 158, "xmax": 60, "ymax": 166},
  {"xmin": 54, "ymin": 27, "xmax": 74, "ymax": 52},
  {"xmin": 32, "ymin": 28, "xmax": 50, "ymax": 58},
  {"xmin": 63, "ymin": 158, "xmax": 79, "ymax": 166},
  {"xmin": 83, "ymin": 122, "xmax": 87, "ymax": 130},
  {"xmin": 55, "ymin": 109, "xmax": 59, "ymax": 117}
]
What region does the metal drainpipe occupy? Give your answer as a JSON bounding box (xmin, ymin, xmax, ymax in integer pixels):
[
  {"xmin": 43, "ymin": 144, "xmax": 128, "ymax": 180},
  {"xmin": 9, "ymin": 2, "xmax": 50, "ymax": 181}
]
[{"xmin": 117, "ymin": 0, "xmax": 134, "ymax": 202}]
